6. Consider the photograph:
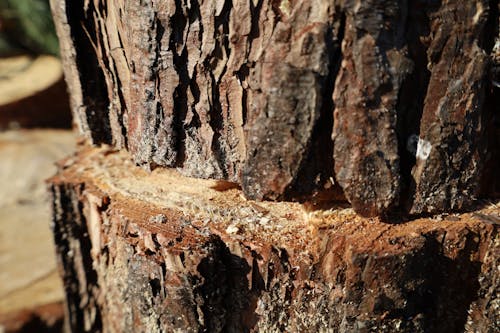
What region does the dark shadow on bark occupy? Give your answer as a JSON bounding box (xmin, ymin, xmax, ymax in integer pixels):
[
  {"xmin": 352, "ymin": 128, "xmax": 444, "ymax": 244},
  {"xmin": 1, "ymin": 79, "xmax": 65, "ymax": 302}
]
[
  {"xmin": 480, "ymin": 0, "xmax": 500, "ymax": 199},
  {"xmin": 395, "ymin": 0, "xmax": 441, "ymax": 215},
  {"xmin": 287, "ymin": 11, "xmax": 346, "ymax": 202},
  {"xmin": 65, "ymin": 0, "xmax": 111, "ymax": 144},
  {"xmin": 50, "ymin": 183, "xmax": 102, "ymax": 333},
  {"xmin": 196, "ymin": 235, "xmax": 263, "ymax": 333},
  {"xmin": 399, "ymin": 232, "xmax": 482, "ymax": 332}
]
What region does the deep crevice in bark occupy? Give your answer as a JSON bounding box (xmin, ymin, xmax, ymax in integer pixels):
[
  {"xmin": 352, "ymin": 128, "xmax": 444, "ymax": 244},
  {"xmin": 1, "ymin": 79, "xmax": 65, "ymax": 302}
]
[
  {"xmin": 481, "ymin": 0, "xmax": 500, "ymax": 197},
  {"xmin": 236, "ymin": 64, "xmax": 250, "ymax": 127},
  {"xmin": 114, "ymin": 70, "xmax": 129, "ymax": 149},
  {"xmin": 188, "ymin": 69, "xmax": 202, "ymax": 128},
  {"xmin": 288, "ymin": 12, "xmax": 346, "ymax": 202},
  {"xmin": 208, "ymin": 74, "xmax": 228, "ymax": 178},
  {"xmin": 248, "ymin": 0, "xmax": 264, "ymax": 58},
  {"xmin": 50, "ymin": 184, "xmax": 103, "ymax": 332},
  {"xmin": 417, "ymin": 233, "xmax": 482, "ymax": 332},
  {"xmin": 396, "ymin": 1, "xmax": 440, "ymax": 213},
  {"xmin": 114, "ymin": 31, "xmax": 130, "ymax": 145},
  {"xmin": 170, "ymin": 0, "xmax": 189, "ymax": 167},
  {"xmin": 208, "ymin": 0, "xmax": 233, "ymax": 179},
  {"xmin": 66, "ymin": 0, "xmax": 112, "ymax": 144},
  {"xmin": 195, "ymin": 235, "xmax": 260, "ymax": 333},
  {"xmin": 151, "ymin": 16, "xmax": 168, "ymax": 165},
  {"xmin": 482, "ymin": 0, "xmax": 499, "ymax": 54}
]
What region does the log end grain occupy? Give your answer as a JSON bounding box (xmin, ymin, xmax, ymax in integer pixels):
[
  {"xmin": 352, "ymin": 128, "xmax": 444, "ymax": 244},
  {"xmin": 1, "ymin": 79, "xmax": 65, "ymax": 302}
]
[{"xmin": 0, "ymin": 55, "xmax": 71, "ymax": 129}]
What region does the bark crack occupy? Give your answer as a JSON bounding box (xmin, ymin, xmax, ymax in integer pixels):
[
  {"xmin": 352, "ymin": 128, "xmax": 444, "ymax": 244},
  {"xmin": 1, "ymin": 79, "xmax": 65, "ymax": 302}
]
[{"xmin": 169, "ymin": 0, "xmax": 189, "ymax": 167}]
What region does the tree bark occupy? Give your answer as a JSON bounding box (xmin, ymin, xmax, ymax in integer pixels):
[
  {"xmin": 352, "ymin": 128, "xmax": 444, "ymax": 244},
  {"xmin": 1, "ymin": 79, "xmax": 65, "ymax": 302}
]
[
  {"xmin": 48, "ymin": 1, "xmax": 500, "ymax": 332},
  {"xmin": 49, "ymin": 147, "xmax": 499, "ymax": 333},
  {"xmin": 51, "ymin": 0, "xmax": 500, "ymax": 217}
]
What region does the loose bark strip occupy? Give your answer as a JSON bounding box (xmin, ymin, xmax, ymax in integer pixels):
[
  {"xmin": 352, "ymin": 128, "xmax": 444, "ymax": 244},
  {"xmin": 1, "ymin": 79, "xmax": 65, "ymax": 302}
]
[
  {"xmin": 332, "ymin": 0, "xmax": 413, "ymax": 216},
  {"xmin": 409, "ymin": 0, "xmax": 492, "ymax": 214}
]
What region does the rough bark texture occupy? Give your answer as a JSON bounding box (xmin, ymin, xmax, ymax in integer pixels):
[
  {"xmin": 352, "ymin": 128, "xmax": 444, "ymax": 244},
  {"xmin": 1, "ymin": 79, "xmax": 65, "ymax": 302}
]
[
  {"xmin": 47, "ymin": 2, "xmax": 500, "ymax": 331},
  {"xmin": 50, "ymin": 0, "xmax": 343, "ymax": 203},
  {"xmin": 408, "ymin": 0, "xmax": 492, "ymax": 214},
  {"xmin": 51, "ymin": 0, "xmax": 499, "ymax": 216},
  {"xmin": 49, "ymin": 147, "xmax": 499, "ymax": 333},
  {"xmin": 332, "ymin": 0, "xmax": 411, "ymax": 216}
]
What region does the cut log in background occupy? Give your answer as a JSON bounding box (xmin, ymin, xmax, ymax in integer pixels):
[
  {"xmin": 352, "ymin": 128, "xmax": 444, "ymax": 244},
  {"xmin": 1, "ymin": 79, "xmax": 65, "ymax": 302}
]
[
  {"xmin": 0, "ymin": 2, "xmax": 72, "ymax": 329},
  {"xmin": 48, "ymin": 0, "xmax": 500, "ymax": 332},
  {"xmin": 0, "ymin": 55, "xmax": 71, "ymax": 129}
]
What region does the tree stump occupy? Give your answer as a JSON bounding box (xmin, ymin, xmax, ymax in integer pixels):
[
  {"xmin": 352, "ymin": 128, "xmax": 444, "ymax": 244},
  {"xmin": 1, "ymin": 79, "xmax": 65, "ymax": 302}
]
[
  {"xmin": 48, "ymin": 0, "xmax": 500, "ymax": 332},
  {"xmin": 50, "ymin": 147, "xmax": 499, "ymax": 332}
]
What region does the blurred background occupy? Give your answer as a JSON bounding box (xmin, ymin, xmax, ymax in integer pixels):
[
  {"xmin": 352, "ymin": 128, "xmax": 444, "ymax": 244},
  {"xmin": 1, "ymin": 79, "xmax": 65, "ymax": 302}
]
[{"xmin": 0, "ymin": 1, "xmax": 74, "ymax": 332}]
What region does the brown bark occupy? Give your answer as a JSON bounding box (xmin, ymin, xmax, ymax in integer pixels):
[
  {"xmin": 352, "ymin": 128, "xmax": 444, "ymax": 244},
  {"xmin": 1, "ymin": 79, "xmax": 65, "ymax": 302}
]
[
  {"xmin": 331, "ymin": 0, "xmax": 410, "ymax": 216},
  {"xmin": 46, "ymin": 2, "xmax": 500, "ymax": 331},
  {"xmin": 49, "ymin": 147, "xmax": 499, "ymax": 333},
  {"xmin": 408, "ymin": 0, "xmax": 492, "ymax": 214},
  {"xmin": 51, "ymin": 0, "xmax": 499, "ymax": 217}
]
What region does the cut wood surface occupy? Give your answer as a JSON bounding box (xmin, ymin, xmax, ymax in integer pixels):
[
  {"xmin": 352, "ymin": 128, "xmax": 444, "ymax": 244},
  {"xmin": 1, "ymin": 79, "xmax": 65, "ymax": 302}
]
[
  {"xmin": 0, "ymin": 55, "xmax": 72, "ymax": 129},
  {"xmin": 0, "ymin": 130, "xmax": 74, "ymax": 321},
  {"xmin": 51, "ymin": 0, "xmax": 500, "ymax": 217},
  {"xmin": 50, "ymin": 147, "xmax": 499, "ymax": 332}
]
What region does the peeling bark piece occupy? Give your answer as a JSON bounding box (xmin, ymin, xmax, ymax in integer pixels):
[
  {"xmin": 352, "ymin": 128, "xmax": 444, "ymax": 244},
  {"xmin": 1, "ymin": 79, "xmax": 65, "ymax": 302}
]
[
  {"xmin": 409, "ymin": 0, "xmax": 491, "ymax": 214},
  {"xmin": 49, "ymin": 147, "xmax": 499, "ymax": 332},
  {"xmin": 332, "ymin": 1, "xmax": 413, "ymax": 217}
]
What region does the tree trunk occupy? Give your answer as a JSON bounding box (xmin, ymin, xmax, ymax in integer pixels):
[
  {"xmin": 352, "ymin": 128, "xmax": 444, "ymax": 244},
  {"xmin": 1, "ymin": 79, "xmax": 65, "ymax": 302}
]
[
  {"xmin": 50, "ymin": 147, "xmax": 499, "ymax": 333},
  {"xmin": 49, "ymin": 0, "xmax": 500, "ymax": 332},
  {"xmin": 50, "ymin": 0, "xmax": 499, "ymax": 217}
]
